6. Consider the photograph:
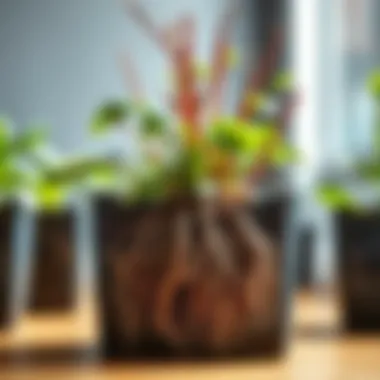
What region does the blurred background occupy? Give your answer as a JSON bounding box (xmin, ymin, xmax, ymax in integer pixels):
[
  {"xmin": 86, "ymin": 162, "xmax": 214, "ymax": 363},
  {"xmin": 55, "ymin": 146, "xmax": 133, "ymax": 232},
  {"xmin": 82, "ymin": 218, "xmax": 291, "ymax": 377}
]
[{"xmin": 0, "ymin": 0, "xmax": 380, "ymax": 378}]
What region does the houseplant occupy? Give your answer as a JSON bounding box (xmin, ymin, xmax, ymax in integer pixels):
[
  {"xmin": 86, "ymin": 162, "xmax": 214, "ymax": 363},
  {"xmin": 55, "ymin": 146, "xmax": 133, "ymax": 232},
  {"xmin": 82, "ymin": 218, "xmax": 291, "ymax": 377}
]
[
  {"xmin": 27, "ymin": 148, "xmax": 116, "ymax": 312},
  {"xmin": 92, "ymin": 1, "xmax": 296, "ymax": 359},
  {"xmin": 318, "ymin": 70, "xmax": 380, "ymax": 332},
  {"xmin": 0, "ymin": 118, "xmax": 44, "ymax": 327}
]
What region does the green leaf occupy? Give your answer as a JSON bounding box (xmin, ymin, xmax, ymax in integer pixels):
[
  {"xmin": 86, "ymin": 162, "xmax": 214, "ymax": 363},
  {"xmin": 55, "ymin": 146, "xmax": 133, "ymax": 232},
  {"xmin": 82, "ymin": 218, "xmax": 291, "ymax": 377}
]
[
  {"xmin": 209, "ymin": 117, "xmax": 274, "ymax": 155},
  {"xmin": 140, "ymin": 109, "xmax": 166, "ymax": 137},
  {"xmin": 0, "ymin": 119, "xmax": 44, "ymax": 196},
  {"xmin": 244, "ymin": 124, "xmax": 277, "ymax": 153},
  {"xmin": 0, "ymin": 164, "xmax": 29, "ymax": 193},
  {"xmin": 43, "ymin": 157, "xmax": 117, "ymax": 186},
  {"xmin": 12, "ymin": 128, "xmax": 45, "ymax": 153},
  {"xmin": 209, "ymin": 118, "xmax": 243, "ymax": 152},
  {"xmin": 367, "ymin": 71, "xmax": 380, "ymax": 98},
  {"xmin": 35, "ymin": 181, "xmax": 68, "ymax": 211},
  {"xmin": 317, "ymin": 185, "xmax": 357, "ymax": 211},
  {"xmin": 91, "ymin": 100, "xmax": 131, "ymax": 133},
  {"xmin": 272, "ymin": 143, "xmax": 300, "ymax": 165},
  {"xmin": 357, "ymin": 162, "xmax": 380, "ymax": 180},
  {"xmin": 0, "ymin": 128, "xmax": 45, "ymax": 164},
  {"xmin": 88, "ymin": 164, "xmax": 118, "ymax": 186}
]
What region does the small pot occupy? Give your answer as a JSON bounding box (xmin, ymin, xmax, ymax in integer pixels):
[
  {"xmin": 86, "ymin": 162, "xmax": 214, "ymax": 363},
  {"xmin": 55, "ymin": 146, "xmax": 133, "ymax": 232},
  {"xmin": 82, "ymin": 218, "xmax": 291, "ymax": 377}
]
[
  {"xmin": 95, "ymin": 194, "xmax": 291, "ymax": 360},
  {"xmin": 29, "ymin": 211, "xmax": 75, "ymax": 312},
  {"xmin": 0, "ymin": 204, "xmax": 15, "ymax": 328},
  {"xmin": 336, "ymin": 210, "xmax": 380, "ymax": 331}
]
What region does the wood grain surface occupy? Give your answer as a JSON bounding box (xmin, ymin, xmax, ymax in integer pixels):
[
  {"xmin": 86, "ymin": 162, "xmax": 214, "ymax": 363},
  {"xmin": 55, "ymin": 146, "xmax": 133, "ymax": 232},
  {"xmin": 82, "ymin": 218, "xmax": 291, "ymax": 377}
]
[{"xmin": 0, "ymin": 292, "xmax": 379, "ymax": 380}]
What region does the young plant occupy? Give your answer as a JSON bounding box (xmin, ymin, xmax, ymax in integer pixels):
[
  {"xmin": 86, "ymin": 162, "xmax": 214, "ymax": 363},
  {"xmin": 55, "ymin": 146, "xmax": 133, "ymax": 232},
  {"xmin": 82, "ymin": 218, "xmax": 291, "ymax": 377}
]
[
  {"xmin": 0, "ymin": 118, "xmax": 45, "ymax": 205},
  {"xmin": 93, "ymin": 2, "xmax": 299, "ymax": 354},
  {"xmin": 318, "ymin": 70, "xmax": 380, "ymax": 212},
  {"xmin": 90, "ymin": 1, "xmax": 297, "ymax": 203},
  {"xmin": 29, "ymin": 151, "xmax": 118, "ymax": 212}
]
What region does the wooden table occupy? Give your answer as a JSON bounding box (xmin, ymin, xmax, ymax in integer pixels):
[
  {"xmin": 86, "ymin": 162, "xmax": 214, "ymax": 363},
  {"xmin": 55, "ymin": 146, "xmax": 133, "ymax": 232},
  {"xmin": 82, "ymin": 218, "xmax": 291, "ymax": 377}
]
[{"xmin": 0, "ymin": 293, "xmax": 379, "ymax": 380}]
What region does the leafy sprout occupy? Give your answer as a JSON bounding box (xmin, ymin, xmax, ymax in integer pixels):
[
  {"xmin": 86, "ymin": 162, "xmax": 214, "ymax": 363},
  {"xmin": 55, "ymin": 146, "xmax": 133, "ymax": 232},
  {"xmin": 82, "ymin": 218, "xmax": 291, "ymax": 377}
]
[
  {"xmin": 139, "ymin": 109, "xmax": 167, "ymax": 137},
  {"xmin": 89, "ymin": 102, "xmax": 296, "ymax": 202},
  {"xmin": 0, "ymin": 118, "xmax": 116, "ymax": 211},
  {"xmin": 87, "ymin": 4, "xmax": 297, "ymax": 203},
  {"xmin": 0, "ymin": 119, "xmax": 45, "ymax": 161},
  {"xmin": 91, "ymin": 100, "xmax": 168, "ymax": 138},
  {"xmin": 207, "ymin": 117, "xmax": 296, "ymax": 166},
  {"xmin": 0, "ymin": 118, "xmax": 45, "ymax": 203},
  {"xmin": 317, "ymin": 185, "xmax": 358, "ymax": 212},
  {"xmin": 32, "ymin": 156, "xmax": 118, "ymax": 211},
  {"xmin": 91, "ymin": 100, "xmax": 131, "ymax": 133},
  {"xmin": 317, "ymin": 70, "xmax": 380, "ymax": 211}
]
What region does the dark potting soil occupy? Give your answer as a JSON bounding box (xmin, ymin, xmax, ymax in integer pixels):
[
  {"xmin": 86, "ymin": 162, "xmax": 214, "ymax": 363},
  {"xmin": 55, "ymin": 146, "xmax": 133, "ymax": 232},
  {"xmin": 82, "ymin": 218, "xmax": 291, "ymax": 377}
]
[
  {"xmin": 336, "ymin": 210, "xmax": 380, "ymax": 332},
  {"xmin": 95, "ymin": 195, "xmax": 290, "ymax": 360},
  {"xmin": 0, "ymin": 204, "xmax": 15, "ymax": 328},
  {"xmin": 29, "ymin": 212, "xmax": 75, "ymax": 312}
]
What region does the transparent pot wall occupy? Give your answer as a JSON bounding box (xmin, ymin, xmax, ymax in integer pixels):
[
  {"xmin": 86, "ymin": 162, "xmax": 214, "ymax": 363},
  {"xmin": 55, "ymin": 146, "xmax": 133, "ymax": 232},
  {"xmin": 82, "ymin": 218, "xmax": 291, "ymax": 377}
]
[{"xmin": 95, "ymin": 196, "xmax": 291, "ymax": 359}]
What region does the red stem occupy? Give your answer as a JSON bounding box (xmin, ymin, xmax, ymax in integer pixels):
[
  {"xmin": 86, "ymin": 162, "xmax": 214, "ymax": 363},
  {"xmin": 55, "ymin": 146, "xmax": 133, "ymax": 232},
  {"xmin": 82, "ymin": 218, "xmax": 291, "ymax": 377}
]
[{"xmin": 169, "ymin": 16, "xmax": 201, "ymax": 140}]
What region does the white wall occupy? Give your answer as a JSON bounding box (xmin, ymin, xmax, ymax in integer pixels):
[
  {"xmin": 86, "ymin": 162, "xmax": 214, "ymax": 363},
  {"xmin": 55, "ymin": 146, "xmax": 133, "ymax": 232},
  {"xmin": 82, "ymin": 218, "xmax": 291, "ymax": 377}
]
[{"xmin": 0, "ymin": 0, "xmax": 252, "ymax": 153}]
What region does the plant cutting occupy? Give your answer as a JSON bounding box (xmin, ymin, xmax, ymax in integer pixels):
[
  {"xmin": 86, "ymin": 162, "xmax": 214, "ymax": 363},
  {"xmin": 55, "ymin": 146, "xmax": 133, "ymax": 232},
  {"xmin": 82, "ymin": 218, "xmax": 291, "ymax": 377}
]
[
  {"xmin": 93, "ymin": 1, "xmax": 296, "ymax": 359},
  {"xmin": 1, "ymin": 128, "xmax": 113, "ymax": 311},
  {"xmin": 317, "ymin": 70, "xmax": 380, "ymax": 332},
  {"xmin": 25, "ymin": 144, "xmax": 116, "ymax": 312},
  {"xmin": 0, "ymin": 118, "xmax": 44, "ymax": 327}
]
